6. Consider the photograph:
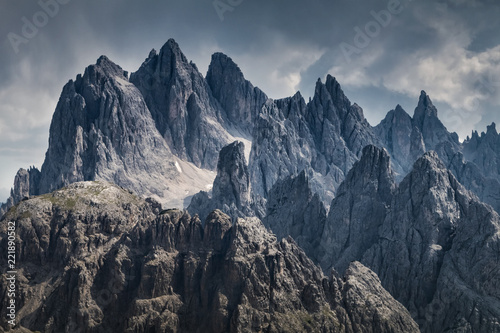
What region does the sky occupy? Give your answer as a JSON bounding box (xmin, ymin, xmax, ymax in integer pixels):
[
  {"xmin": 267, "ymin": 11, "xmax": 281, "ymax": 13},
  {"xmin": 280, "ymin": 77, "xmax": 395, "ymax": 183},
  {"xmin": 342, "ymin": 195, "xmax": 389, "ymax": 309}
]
[{"xmin": 1, "ymin": 0, "xmax": 500, "ymax": 201}]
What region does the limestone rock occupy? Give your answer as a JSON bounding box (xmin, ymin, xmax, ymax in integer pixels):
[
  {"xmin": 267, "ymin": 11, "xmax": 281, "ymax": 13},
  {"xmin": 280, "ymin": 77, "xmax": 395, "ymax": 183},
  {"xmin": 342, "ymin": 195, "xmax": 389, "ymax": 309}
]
[
  {"xmin": 319, "ymin": 147, "xmax": 500, "ymax": 332},
  {"xmin": 374, "ymin": 104, "xmax": 425, "ymax": 176},
  {"xmin": 0, "ymin": 182, "xmax": 418, "ymax": 333},
  {"xmin": 319, "ymin": 145, "xmax": 395, "ymax": 274},
  {"xmin": 0, "ymin": 167, "xmax": 40, "ymax": 217},
  {"xmin": 130, "ymin": 39, "xmax": 232, "ymax": 169},
  {"xmin": 188, "ymin": 141, "xmax": 254, "ymax": 221},
  {"xmin": 206, "ymin": 52, "xmax": 267, "ymax": 135},
  {"xmin": 39, "ymin": 55, "xmax": 179, "ymax": 200},
  {"xmin": 263, "ymin": 170, "xmax": 327, "ymax": 261}
]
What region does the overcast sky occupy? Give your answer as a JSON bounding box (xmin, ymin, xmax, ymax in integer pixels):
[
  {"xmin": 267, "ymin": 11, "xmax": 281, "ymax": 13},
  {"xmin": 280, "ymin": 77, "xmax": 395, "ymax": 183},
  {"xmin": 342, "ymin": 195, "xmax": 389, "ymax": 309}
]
[{"xmin": 1, "ymin": 0, "xmax": 500, "ymax": 201}]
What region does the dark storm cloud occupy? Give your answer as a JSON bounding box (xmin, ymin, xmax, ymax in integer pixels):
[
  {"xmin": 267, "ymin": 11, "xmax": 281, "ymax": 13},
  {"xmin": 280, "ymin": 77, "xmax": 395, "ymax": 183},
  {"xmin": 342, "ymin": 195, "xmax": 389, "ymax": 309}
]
[{"xmin": 1, "ymin": 0, "xmax": 500, "ymax": 196}]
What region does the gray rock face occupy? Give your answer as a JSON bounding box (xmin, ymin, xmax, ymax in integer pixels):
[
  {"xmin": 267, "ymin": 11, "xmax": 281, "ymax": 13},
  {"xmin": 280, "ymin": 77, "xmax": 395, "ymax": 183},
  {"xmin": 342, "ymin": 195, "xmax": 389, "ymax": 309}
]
[
  {"xmin": 249, "ymin": 99, "xmax": 315, "ymax": 198},
  {"xmin": 319, "ymin": 147, "xmax": 500, "ymax": 332},
  {"xmin": 0, "ymin": 181, "xmax": 419, "ymax": 333},
  {"xmin": 188, "ymin": 141, "xmax": 254, "ymax": 221},
  {"xmin": 463, "ymin": 122, "xmax": 500, "ymax": 181},
  {"xmin": 319, "ymin": 145, "xmax": 395, "ymax": 274},
  {"xmin": 130, "ymin": 39, "xmax": 232, "ymax": 169},
  {"xmin": 412, "ymin": 91, "xmax": 460, "ymax": 155},
  {"xmin": 38, "ymin": 55, "xmax": 180, "ymax": 201},
  {"xmin": 249, "ymin": 76, "xmax": 382, "ymax": 206},
  {"xmin": 263, "ymin": 170, "xmax": 327, "ymax": 260},
  {"xmin": 375, "ymin": 105, "xmax": 425, "ymax": 176},
  {"xmin": 447, "ymin": 151, "xmax": 500, "ymax": 213},
  {"xmin": 307, "ymin": 76, "xmax": 382, "ymax": 160},
  {"xmin": 366, "ymin": 152, "xmax": 500, "ymax": 331},
  {"xmin": 206, "ymin": 52, "xmax": 267, "ymax": 135},
  {"xmin": 0, "ymin": 167, "xmax": 40, "ymax": 217},
  {"xmin": 212, "ymin": 141, "xmax": 251, "ymax": 209}
]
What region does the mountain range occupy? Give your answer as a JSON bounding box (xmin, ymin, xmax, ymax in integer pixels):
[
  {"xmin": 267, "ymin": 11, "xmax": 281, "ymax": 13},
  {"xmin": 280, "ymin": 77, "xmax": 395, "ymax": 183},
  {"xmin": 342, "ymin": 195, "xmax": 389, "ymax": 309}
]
[{"xmin": 1, "ymin": 38, "xmax": 499, "ymax": 332}]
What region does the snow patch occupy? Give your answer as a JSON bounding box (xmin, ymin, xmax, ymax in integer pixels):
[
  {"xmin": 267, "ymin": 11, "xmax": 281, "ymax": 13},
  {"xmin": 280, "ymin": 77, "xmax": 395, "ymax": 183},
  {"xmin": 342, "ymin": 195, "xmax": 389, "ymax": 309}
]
[
  {"xmin": 156, "ymin": 157, "xmax": 216, "ymax": 209},
  {"xmin": 430, "ymin": 244, "xmax": 442, "ymax": 251},
  {"xmin": 175, "ymin": 161, "xmax": 182, "ymax": 173}
]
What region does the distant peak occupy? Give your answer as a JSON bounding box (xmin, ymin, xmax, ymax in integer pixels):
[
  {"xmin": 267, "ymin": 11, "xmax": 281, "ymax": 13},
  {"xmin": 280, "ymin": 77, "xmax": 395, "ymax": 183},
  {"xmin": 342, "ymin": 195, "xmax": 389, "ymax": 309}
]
[
  {"xmin": 326, "ymin": 74, "xmax": 336, "ymax": 82},
  {"xmin": 94, "ymin": 55, "xmax": 127, "ymax": 78},
  {"xmin": 96, "ymin": 55, "xmax": 110, "ymax": 64},
  {"xmin": 292, "ymin": 91, "xmax": 303, "ymax": 100},
  {"xmin": 208, "ymin": 51, "xmax": 242, "ymax": 75},
  {"xmin": 325, "ymin": 75, "xmax": 342, "ymax": 91},
  {"xmin": 418, "ymin": 90, "xmax": 433, "ymax": 108},
  {"xmin": 159, "ymin": 38, "xmax": 188, "ymax": 63},
  {"xmin": 391, "ymin": 105, "xmax": 411, "ymax": 121},
  {"xmin": 211, "ymin": 52, "xmax": 231, "ymax": 61},
  {"xmin": 148, "ymin": 49, "xmax": 157, "ymax": 59},
  {"xmin": 414, "ymin": 150, "xmax": 445, "ymax": 172},
  {"xmin": 315, "ymin": 74, "xmax": 350, "ymax": 106},
  {"xmin": 360, "ymin": 145, "xmax": 391, "ymax": 165},
  {"xmin": 166, "ymin": 38, "xmax": 180, "ymax": 49},
  {"xmin": 487, "ymin": 122, "xmax": 498, "ymax": 135},
  {"xmin": 413, "ymin": 90, "xmax": 438, "ymax": 123},
  {"xmin": 338, "ymin": 144, "xmax": 394, "ymax": 202}
]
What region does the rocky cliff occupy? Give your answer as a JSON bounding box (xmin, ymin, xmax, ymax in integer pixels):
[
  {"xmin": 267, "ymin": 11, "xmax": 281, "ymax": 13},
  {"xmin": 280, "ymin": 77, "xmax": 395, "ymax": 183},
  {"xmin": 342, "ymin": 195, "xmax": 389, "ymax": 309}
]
[
  {"xmin": 129, "ymin": 39, "xmax": 234, "ymax": 170},
  {"xmin": 318, "ymin": 145, "xmax": 395, "ymax": 274},
  {"xmin": 188, "ymin": 141, "xmax": 257, "ymax": 221},
  {"xmin": 319, "ymin": 146, "xmax": 500, "ymax": 332},
  {"xmin": 248, "ymin": 76, "xmax": 384, "ymax": 206},
  {"xmin": 206, "ymin": 52, "xmax": 267, "ymax": 136},
  {"xmin": 0, "ymin": 182, "xmax": 419, "ymax": 333},
  {"xmin": 39, "ymin": 55, "xmax": 179, "ymax": 198}
]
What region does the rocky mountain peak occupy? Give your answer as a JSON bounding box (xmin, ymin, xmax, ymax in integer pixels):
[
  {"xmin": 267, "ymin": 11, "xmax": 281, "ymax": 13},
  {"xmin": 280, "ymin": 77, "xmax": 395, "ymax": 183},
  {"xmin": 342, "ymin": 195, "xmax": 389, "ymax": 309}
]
[
  {"xmin": 206, "ymin": 51, "xmax": 267, "ymax": 134},
  {"xmin": 394, "ymin": 104, "xmax": 407, "ymax": 115},
  {"xmin": 130, "ymin": 39, "xmax": 232, "ymax": 169},
  {"xmin": 325, "ymin": 74, "xmax": 351, "ymax": 108},
  {"xmin": 410, "ymin": 91, "xmax": 459, "ymax": 154},
  {"xmin": 208, "ymin": 52, "xmax": 244, "ymax": 79},
  {"xmin": 340, "ymin": 145, "xmax": 395, "ymax": 200},
  {"xmin": 147, "ymin": 48, "xmax": 157, "ymax": 58},
  {"xmin": 77, "ymin": 55, "xmax": 128, "ymax": 82},
  {"xmin": 412, "ymin": 150, "xmax": 445, "ymax": 174},
  {"xmin": 487, "ymin": 122, "xmax": 498, "ymax": 135},
  {"xmin": 319, "ymin": 145, "xmax": 395, "ymax": 273},
  {"xmin": 414, "ymin": 90, "xmax": 438, "ymax": 124},
  {"xmin": 212, "ymin": 141, "xmax": 250, "ymax": 209},
  {"xmin": 160, "ymin": 38, "xmax": 189, "ymax": 65},
  {"xmin": 311, "ymin": 75, "xmax": 351, "ymax": 120},
  {"xmin": 188, "ymin": 141, "xmax": 254, "ymax": 221}
]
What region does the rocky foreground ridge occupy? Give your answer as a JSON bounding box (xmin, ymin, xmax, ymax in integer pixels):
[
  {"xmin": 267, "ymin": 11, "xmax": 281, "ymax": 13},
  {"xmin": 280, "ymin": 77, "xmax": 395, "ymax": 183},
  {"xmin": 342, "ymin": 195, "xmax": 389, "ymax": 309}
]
[{"xmin": 0, "ymin": 182, "xmax": 418, "ymax": 332}]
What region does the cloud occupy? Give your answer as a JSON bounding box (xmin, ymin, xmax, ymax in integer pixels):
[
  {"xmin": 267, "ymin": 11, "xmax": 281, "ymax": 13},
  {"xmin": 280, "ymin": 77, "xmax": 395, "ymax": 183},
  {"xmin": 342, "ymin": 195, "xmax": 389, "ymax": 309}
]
[
  {"xmin": 229, "ymin": 32, "xmax": 325, "ymax": 98},
  {"xmin": 320, "ymin": 0, "xmax": 500, "ymax": 138}
]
